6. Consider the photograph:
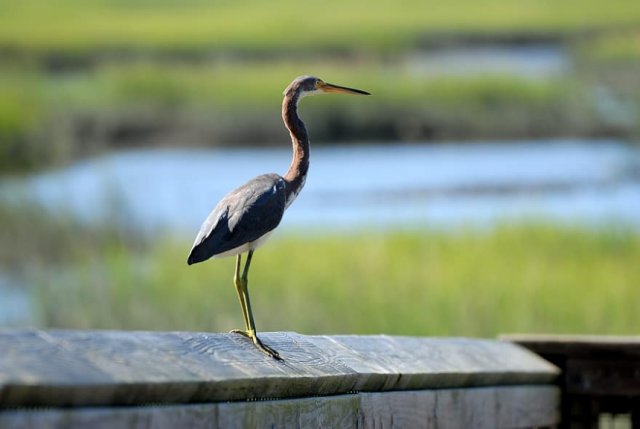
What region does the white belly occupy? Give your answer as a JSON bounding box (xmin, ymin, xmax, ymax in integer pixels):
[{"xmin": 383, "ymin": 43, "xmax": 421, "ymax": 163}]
[{"xmin": 212, "ymin": 230, "xmax": 275, "ymax": 259}]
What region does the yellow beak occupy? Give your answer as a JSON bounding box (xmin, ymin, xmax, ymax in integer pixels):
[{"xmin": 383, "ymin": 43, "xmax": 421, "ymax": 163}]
[{"xmin": 319, "ymin": 82, "xmax": 370, "ymax": 95}]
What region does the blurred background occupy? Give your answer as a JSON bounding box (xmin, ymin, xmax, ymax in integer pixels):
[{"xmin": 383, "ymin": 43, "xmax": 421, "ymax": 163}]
[{"xmin": 0, "ymin": 0, "xmax": 639, "ymax": 337}]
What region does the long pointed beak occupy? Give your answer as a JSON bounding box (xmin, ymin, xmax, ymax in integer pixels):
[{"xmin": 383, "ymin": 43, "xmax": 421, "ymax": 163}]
[{"xmin": 319, "ymin": 82, "xmax": 370, "ymax": 95}]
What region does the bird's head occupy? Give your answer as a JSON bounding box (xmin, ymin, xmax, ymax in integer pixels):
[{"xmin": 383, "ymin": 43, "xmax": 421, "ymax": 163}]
[{"xmin": 284, "ymin": 75, "xmax": 370, "ymax": 99}]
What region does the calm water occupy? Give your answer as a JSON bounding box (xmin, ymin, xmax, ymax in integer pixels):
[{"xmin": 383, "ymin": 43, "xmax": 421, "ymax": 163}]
[
  {"xmin": 3, "ymin": 139, "xmax": 639, "ymax": 235},
  {"xmin": 406, "ymin": 44, "xmax": 570, "ymax": 78}
]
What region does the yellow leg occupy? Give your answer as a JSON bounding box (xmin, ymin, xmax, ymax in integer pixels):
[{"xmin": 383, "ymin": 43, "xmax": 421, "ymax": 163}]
[
  {"xmin": 231, "ymin": 250, "xmax": 282, "ymax": 360},
  {"xmin": 233, "ymin": 254, "xmax": 250, "ymax": 331}
]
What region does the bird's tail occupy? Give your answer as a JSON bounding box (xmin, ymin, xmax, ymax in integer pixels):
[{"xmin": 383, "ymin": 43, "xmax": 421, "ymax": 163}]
[{"xmin": 187, "ymin": 245, "xmax": 206, "ymax": 265}]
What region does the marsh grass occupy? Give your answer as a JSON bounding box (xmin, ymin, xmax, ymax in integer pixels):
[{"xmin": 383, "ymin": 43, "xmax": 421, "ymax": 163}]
[
  {"xmin": 578, "ymin": 31, "xmax": 640, "ymax": 64},
  {"xmin": 2, "ymin": 0, "xmax": 640, "ymax": 172},
  {"xmin": 2, "ymin": 0, "xmax": 640, "ymax": 55},
  {"xmin": 32, "ymin": 225, "xmax": 640, "ymax": 337},
  {"xmin": 0, "ymin": 61, "xmax": 603, "ymax": 172},
  {"xmin": 0, "ymin": 200, "xmax": 142, "ymax": 276}
]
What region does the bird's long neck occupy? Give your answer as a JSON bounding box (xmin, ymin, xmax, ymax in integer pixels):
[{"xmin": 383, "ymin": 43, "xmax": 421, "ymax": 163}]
[{"xmin": 282, "ymin": 91, "xmax": 310, "ymax": 207}]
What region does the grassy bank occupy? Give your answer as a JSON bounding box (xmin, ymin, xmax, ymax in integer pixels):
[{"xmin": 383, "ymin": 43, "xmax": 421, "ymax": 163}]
[
  {"xmin": 2, "ymin": 0, "xmax": 640, "ymax": 57},
  {"xmin": 27, "ymin": 224, "xmax": 640, "ymax": 337},
  {"xmin": 0, "ymin": 60, "xmax": 628, "ymax": 173},
  {"xmin": 2, "ymin": 200, "xmax": 637, "ymax": 336},
  {"xmin": 1, "ymin": 0, "xmax": 640, "ymax": 173}
]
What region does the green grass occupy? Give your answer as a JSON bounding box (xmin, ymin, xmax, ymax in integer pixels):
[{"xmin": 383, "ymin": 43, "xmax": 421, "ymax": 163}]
[
  {"xmin": 0, "ymin": 200, "xmax": 142, "ymax": 275},
  {"xmin": 3, "ymin": 200, "xmax": 637, "ymax": 336},
  {"xmin": 1, "ymin": 0, "xmax": 640, "ymax": 174},
  {"xmin": 0, "ymin": 61, "xmax": 577, "ymax": 110},
  {"xmin": 578, "ymin": 30, "xmax": 640, "ymax": 64},
  {"xmin": 31, "ymin": 225, "xmax": 640, "ymax": 337},
  {"xmin": 2, "ymin": 0, "xmax": 640, "ymax": 55},
  {"xmin": 2, "ymin": 61, "xmax": 601, "ymax": 172}
]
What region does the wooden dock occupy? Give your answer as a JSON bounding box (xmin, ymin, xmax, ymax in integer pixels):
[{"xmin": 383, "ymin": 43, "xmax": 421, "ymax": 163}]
[
  {"xmin": 504, "ymin": 334, "xmax": 640, "ymax": 428},
  {"xmin": 0, "ymin": 330, "xmax": 560, "ymax": 428}
]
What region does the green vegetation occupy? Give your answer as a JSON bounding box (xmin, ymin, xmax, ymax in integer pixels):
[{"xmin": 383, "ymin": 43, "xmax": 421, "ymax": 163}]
[
  {"xmin": 577, "ymin": 30, "xmax": 640, "ymax": 64},
  {"xmin": 0, "ymin": 63, "xmax": 601, "ymax": 173},
  {"xmin": 1, "ymin": 0, "xmax": 640, "ymax": 173},
  {"xmin": 2, "ymin": 191, "xmax": 637, "ymax": 336},
  {"xmin": 2, "ymin": 0, "xmax": 640, "ymax": 56},
  {"xmin": 1, "ymin": 1, "xmax": 640, "ymax": 337},
  {"xmin": 0, "ymin": 201, "xmax": 141, "ymax": 275},
  {"xmin": 20, "ymin": 221, "xmax": 639, "ymax": 337}
]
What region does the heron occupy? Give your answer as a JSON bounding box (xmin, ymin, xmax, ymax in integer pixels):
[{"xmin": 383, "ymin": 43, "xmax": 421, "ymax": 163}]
[{"xmin": 187, "ymin": 76, "xmax": 370, "ymax": 359}]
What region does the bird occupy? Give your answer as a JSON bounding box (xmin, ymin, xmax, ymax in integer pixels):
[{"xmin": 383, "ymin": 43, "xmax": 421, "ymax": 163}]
[{"xmin": 187, "ymin": 76, "xmax": 370, "ymax": 359}]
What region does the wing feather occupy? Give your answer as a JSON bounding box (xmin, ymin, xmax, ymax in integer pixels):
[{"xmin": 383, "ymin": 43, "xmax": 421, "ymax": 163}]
[{"xmin": 187, "ymin": 174, "xmax": 286, "ymax": 264}]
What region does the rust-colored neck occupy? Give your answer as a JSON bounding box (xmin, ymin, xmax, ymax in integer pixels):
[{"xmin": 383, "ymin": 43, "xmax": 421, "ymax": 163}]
[{"xmin": 282, "ymin": 91, "xmax": 310, "ymax": 207}]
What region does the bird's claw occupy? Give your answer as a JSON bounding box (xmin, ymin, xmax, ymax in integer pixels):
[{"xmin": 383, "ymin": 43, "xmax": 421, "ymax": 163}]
[{"xmin": 231, "ymin": 329, "xmax": 282, "ymax": 360}]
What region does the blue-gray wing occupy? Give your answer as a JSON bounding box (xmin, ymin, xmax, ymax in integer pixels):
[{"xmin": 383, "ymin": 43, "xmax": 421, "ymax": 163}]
[{"xmin": 187, "ymin": 174, "xmax": 286, "ymax": 264}]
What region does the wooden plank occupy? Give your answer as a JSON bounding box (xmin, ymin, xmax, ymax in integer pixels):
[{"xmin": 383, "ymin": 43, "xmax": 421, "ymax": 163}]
[
  {"xmin": 359, "ymin": 390, "xmax": 437, "ymax": 428},
  {"xmin": 501, "ymin": 334, "xmax": 640, "ymax": 358},
  {"xmin": 0, "ymin": 404, "xmax": 220, "ymax": 429},
  {"xmin": 565, "ymin": 358, "xmax": 640, "ymax": 396},
  {"xmin": 435, "ymin": 387, "xmax": 497, "ymax": 428},
  {"xmin": 503, "ymin": 333, "xmax": 640, "ymax": 427},
  {"xmin": 503, "ymin": 334, "xmax": 640, "ymax": 396},
  {"xmin": 313, "ymin": 335, "xmax": 559, "ymax": 391},
  {"xmin": 0, "ymin": 330, "xmax": 359, "ymax": 406},
  {"xmin": 493, "ymin": 385, "xmax": 560, "ymax": 428},
  {"xmin": 215, "ymin": 394, "xmax": 360, "ymax": 429},
  {"xmin": 0, "ymin": 329, "xmax": 558, "ymax": 407},
  {"xmin": 0, "ymin": 386, "xmax": 560, "ymax": 429}
]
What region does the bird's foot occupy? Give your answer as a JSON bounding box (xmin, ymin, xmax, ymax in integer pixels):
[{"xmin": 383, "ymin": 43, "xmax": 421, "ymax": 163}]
[{"xmin": 231, "ymin": 329, "xmax": 282, "ymax": 360}]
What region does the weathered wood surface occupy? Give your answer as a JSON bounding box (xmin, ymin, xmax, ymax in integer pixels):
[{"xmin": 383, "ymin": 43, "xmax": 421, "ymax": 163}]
[
  {"xmin": 502, "ymin": 334, "xmax": 640, "ymax": 356},
  {"xmin": 0, "ymin": 386, "xmax": 560, "ymax": 429},
  {"xmin": 0, "ymin": 330, "xmax": 558, "ymax": 407}
]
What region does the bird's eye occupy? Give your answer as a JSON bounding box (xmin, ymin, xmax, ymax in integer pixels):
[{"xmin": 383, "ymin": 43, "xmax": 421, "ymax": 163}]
[{"xmin": 315, "ymin": 79, "xmax": 325, "ymax": 89}]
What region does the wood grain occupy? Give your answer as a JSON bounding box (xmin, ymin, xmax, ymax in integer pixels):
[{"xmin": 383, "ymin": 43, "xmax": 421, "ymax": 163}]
[
  {"xmin": 0, "ymin": 329, "xmax": 558, "ymax": 407},
  {"xmin": 0, "ymin": 386, "xmax": 559, "ymax": 429}
]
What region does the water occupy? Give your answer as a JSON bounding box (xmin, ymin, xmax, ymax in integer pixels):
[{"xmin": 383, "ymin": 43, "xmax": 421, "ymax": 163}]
[
  {"xmin": 406, "ymin": 44, "xmax": 570, "ymax": 78},
  {"xmin": 3, "ymin": 139, "xmax": 639, "ymax": 234}
]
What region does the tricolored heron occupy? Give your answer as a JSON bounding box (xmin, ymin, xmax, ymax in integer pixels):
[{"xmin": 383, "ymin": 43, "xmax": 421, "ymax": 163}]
[{"xmin": 187, "ymin": 76, "xmax": 370, "ymax": 359}]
